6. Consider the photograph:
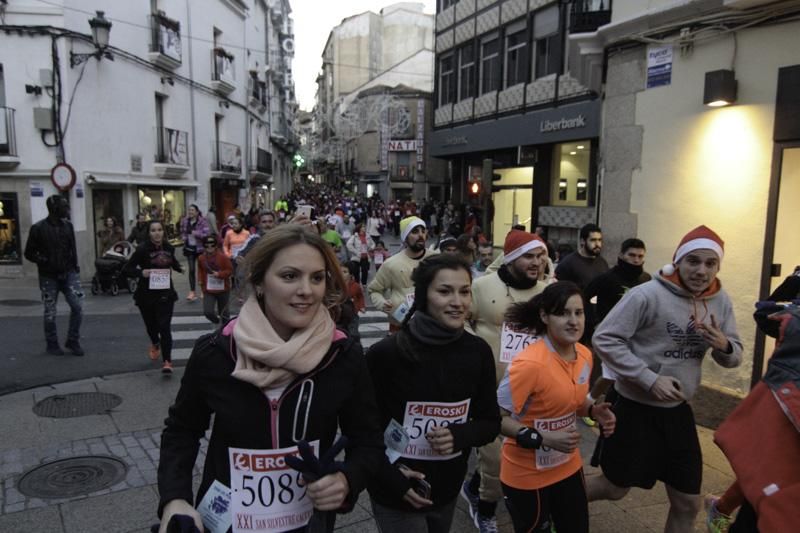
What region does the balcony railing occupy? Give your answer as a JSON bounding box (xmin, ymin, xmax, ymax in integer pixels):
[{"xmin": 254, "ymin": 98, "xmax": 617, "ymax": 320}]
[
  {"xmin": 155, "ymin": 127, "xmax": 189, "ymax": 166},
  {"xmin": 569, "ymin": 0, "xmax": 612, "ymax": 33},
  {"xmin": 149, "ymin": 13, "xmax": 182, "ymax": 67},
  {"xmin": 250, "ymin": 147, "xmax": 272, "ymax": 174},
  {"xmin": 0, "ymin": 107, "xmax": 17, "ymax": 157},
  {"xmin": 212, "ymin": 140, "xmax": 242, "ymax": 174},
  {"xmin": 212, "ymin": 48, "xmax": 235, "ymax": 83},
  {"xmin": 249, "ymin": 73, "xmax": 267, "ymax": 109},
  {"xmin": 389, "ymin": 165, "xmax": 413, "ymax": 182},
  {"xmin": 0, "ymin": 107, "xmax": 20, "ymax": 168}
]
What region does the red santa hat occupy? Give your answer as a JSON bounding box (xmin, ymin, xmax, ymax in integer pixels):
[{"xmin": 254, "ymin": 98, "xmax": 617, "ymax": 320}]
[
  {"xmin": 503, "ymin": 230, "xmax": 546, "ymax": 264},
  {"xmin": 662, "ymin": 225, "xmax": 724, "ymax": 276}
]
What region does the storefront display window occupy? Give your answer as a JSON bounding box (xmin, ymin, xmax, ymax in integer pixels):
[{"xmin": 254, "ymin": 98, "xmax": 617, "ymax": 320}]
[
  {"xmin": 137, "ymin": 188, "xmax": 185, "ymax": 244},
  {"xmin": 552, "ymin": 141, "xmax": 591, "ymax": 207},
  {"xmin": 0, "ymin": 192, "xmax": 22, "ymax": 264}
]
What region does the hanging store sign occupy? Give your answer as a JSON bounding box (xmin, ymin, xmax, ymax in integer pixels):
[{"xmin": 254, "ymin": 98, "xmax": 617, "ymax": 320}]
[
  {"xmin": 647, "ymin": 45, "xmax": 673, "ymax": 89},
  {"xmin": 387, "ymin": 140, "xmax": 418, "ymax": 151}
]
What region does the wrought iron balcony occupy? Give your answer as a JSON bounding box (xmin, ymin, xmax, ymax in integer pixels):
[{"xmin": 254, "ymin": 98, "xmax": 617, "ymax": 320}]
[
  {"xmin": 211, "ymin": 48, "xmax": 236, "ymax": 95},
  {"xmin": 569, "ymin": 0, "xmax": 612, "ymax": 34},
  {"xmin": 154, "ymin": 127, "xmax": 189, "ymax": 178},
  {"xmin": 0, "ymin": 107, "xmax": 20, "ymax": 169},
  {"xmin": 249, "ymin": 147, "xmax": 272, "ymax": 183},
  {"xmin": 211, "ymin": 140, "xmax": 242, "ymax": 177},
  {"xmin": 148, "ymin": 13, "xmax": 182, "ymax": 69}
]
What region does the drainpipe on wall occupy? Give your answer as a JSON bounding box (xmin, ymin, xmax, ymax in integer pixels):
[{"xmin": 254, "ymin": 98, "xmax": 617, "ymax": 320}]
[
  {"xmin": 185, "ymin": 0, "xmax": 199, "ymax": 204},
  {"xmin": 243, "ymin": 17, "xmax": 250, "ymax": 210}
]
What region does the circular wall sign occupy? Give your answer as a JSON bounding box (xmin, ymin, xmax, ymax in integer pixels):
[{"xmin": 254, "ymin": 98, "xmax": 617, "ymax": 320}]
[{"xmin": 50, "ymin": 163, "xmax": 76, "ymax": 192}]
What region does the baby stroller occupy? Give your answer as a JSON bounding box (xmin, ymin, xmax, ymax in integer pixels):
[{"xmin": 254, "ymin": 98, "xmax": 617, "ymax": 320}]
[{"xmin": 91, "ymin": 241, "xmax": 137, "ymax": 296}]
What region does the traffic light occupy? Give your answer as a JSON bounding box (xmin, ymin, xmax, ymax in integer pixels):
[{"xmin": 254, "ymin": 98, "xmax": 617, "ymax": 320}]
[
  {"xmin": 468, "ymin": 179, "xmax": 481, "ymax": 197},
  {"xmin": 292, "ymin": 154, "xmax": 305, "ymax": 168}
]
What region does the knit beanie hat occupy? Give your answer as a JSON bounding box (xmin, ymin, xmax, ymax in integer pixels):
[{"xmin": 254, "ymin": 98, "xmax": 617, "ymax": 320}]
[
  {"xmin": 400, "ymin": 216, "xmax": 426, "ymax": 243},
  {"xmin": 662, "ymin": 225, "xmax": 724, "ymax": 276},
  {"xmin": 503, "ymin": 230, "xmax": 546, "ymax": 264}
]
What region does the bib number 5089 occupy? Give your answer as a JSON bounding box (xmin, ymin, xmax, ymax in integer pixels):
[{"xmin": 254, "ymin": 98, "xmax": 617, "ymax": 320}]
[{"xmin": 240, "ymin": 472, "xmax": 306, "ymax": 508}]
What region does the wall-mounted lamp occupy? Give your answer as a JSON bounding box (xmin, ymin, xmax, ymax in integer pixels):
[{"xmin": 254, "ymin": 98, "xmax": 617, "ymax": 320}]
[
  {"xmin": 704, "ymin": 69, "xmax": 737, "ymax": 107},
  {"xmin": 160, "ymin": 76, "xmax": 174, "ymax": 86},
  {"xmin": 70, "ymin": 11, "xmax": 113, "ymax": 68},
  {"xmin": 25, "ymin": 84, "xmax": 42, "ymax": 95}
]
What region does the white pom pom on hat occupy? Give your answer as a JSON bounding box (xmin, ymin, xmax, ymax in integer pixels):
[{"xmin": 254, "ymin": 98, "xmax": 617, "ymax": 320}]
[{"xmin": 661, "ymin": 225, "xmax": 724, "ymax": 276}]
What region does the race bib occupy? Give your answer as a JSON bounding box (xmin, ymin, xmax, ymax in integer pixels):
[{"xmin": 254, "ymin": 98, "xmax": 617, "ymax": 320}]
[
  {"xmin": 374, "ymin": 254, "xmax": 384, "ymax": 265},
  {"xmin": 148, "ymin": 269, "xmax": 170, "ymax": 290},
  {"xmin": 534, "ymin": 413, "xmax": 576, "ymax": 470},
  {"xmin": 391, "ymin": 293, "xmax": 415, "ymax": 323},
  {"xmin": 206, "ymin": 275, "xmax": 225, "ymax": 291},
  {"xmin": 229, "ymin": 442, "xmax": 319, "ymax": 533},
  {"xmin": 400, "ymin": 399, "xmax": 470, "ymax": 460},
  {"xmin": 394, "ymin": 210, "xmax": 400, "ymax": 217},
  {"xmin": 197, "ymin": 480, "xmax": 232, "ymax": 533},
  {"xmin": 500, "ymin": 322, "xmax": 538, "ymax": 364}
]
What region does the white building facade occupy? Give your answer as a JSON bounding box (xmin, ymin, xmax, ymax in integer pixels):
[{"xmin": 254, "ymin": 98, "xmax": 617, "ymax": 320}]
[{"xmin": 0, "ymin": 0, "xmax": 298, "ymax": 281}]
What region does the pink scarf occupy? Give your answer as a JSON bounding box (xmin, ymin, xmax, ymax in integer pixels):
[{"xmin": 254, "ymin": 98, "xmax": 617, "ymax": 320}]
[{"xmin": 231, "ymin": 295, "xmax": 334, "ymax": 390}]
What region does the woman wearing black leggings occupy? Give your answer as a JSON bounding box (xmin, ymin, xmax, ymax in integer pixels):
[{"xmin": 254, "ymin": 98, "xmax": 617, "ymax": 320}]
[{"xmin": 124, "ymin": 220, "xmax": 183, "ymax": 374}]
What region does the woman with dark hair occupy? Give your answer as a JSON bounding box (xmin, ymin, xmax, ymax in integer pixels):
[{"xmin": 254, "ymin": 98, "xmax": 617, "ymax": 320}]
[
  {"xmin": 179, "ymin": 204, "xmax": 211, "ymax": 301},
  {"xmin": 366, "ymin": 254, "xmax": 500, "ymax": 533},
  {"xmin": 97, "ymin": 216, "xmax": 124, "ymax": 254},
  {"xmin": 345, "ymin": 223, "xmax": 374, "ymax": 285},
  {"xmin": 156, "ymin": 225, "xmax": 383, "ymax": 533},
  {"xmin": 497, "ymin": 281, "xmax": 616, "ymax": 533},
  {"xmin": 124, "ymin": 220, "xmax": 183, "ymax": 373}
]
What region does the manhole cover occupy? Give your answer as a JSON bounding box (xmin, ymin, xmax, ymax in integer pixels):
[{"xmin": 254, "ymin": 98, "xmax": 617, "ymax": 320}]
[
  {"xmin": 33, "ymin": 392, "xmax": 122, "ymax": 418},
  {"xmin": 18, "ymin": 456, "xmax": 128, "ymax": 499},
  {"xmin": 0, "ymin": 299, "xmax": 40, "ymax": 306}
]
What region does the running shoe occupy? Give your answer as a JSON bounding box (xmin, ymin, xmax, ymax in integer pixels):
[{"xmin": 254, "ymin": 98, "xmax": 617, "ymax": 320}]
[
  {"xmin": 475, "ymin": 514, "xmax": 498, "ymax": 533},
  {"xmin": 581, "ymin": 416, "xmax": 596, "ymax": 427},
  {"xmin": 705, "ymin": 495, "xmax": 732, "ymax": 533},
  {"xmin": 161, "ymin": 361, "xmax": 173, "ymax": 374},
  {"xmin": 460, "ymin": 480, "xmax": 479, "ymax": 522},
  {"xmin": 186, "ymin": 291, "xmax": 197, "ymax": 301},
  {"xmin": 148, "ymin": 344, "xmax": 160, "ymax": 360}
]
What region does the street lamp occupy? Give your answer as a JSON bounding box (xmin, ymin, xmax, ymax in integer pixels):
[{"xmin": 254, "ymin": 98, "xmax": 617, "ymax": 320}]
[{"xmin": 70, "ymin": 11, "xmax": 113, "ymax": 68}]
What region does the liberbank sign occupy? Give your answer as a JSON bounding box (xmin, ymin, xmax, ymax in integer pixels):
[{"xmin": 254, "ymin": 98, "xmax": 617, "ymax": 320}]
[{"xmin": 429, "ymin": 100, "xmax": 600, "ymax": 157}]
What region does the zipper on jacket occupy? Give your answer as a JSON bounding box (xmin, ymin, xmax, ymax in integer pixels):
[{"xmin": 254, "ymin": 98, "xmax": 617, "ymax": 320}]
[{"xmin": 267, "ymin": 345, "xmax": 341, "ymax": 448}]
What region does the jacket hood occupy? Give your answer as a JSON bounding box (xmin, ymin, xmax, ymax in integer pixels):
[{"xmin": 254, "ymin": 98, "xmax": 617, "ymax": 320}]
[{"xmin": 655, "ymin": 270, "xmax": 722, "ymax": 300}]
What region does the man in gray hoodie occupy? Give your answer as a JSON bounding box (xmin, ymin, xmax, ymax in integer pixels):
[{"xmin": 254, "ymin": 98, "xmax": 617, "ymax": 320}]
[{"xmin": 586, "ymin": 225, "xmax": 742, "ymax": 533}]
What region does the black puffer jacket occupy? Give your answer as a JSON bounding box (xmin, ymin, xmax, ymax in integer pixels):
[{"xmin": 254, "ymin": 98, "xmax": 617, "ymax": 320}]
[
  {"xmin": 157, "ymin": 325, "xmax": 384, "ymax": 522},
  {"xmin": 24, "ymin": 217, "xmax": 79, "ymax": 277}
]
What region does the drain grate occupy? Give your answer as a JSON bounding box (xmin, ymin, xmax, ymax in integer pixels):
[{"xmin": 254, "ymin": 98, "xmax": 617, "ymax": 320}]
[
  {"xmin": 18, "ymin": 456, "xmax": 128, "ymax": 499},
  {"xmin": 0, "ymin": 299, "xmax": 41, "ymax": 306},
  {"xmin": 33, "ymin": 392, "xmax": 122, "ymax": 418}
]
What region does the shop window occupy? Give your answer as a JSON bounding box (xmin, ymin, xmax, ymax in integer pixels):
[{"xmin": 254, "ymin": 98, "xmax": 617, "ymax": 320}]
[
  {"xmin": 137, "ymin": 188, "xmax": 186, "ymax": 244},
  {"xmin": 552, "ymin": 141, "xmax": 591, "ymax": 206},
  {"xmin": 0, "ymin": 192, "xmax": 22, "ymax": 264}
]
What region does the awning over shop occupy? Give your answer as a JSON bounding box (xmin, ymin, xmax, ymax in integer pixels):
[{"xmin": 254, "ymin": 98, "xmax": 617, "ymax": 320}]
[{"xmin": 86, "ymin": 175, "xmax": 199, "ymax": 188}]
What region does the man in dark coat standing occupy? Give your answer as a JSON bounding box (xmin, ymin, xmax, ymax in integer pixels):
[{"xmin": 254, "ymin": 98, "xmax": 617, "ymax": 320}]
[{"xmin": 24, "ymin": 194, "xmax": 85, "ymax": 356}]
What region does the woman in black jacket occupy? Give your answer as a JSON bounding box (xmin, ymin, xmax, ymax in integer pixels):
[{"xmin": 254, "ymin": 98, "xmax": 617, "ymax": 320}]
[
  {"xmin": 366, "ymin": 254, "xmax": 501, "ymax": 533},
  {"xmin": 156, "ymin": 225, "xmax": 383, "ymax": 533},
  {"xmin": 124, "ymin": 220, "xmax": 183, "ymax": 373}
]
